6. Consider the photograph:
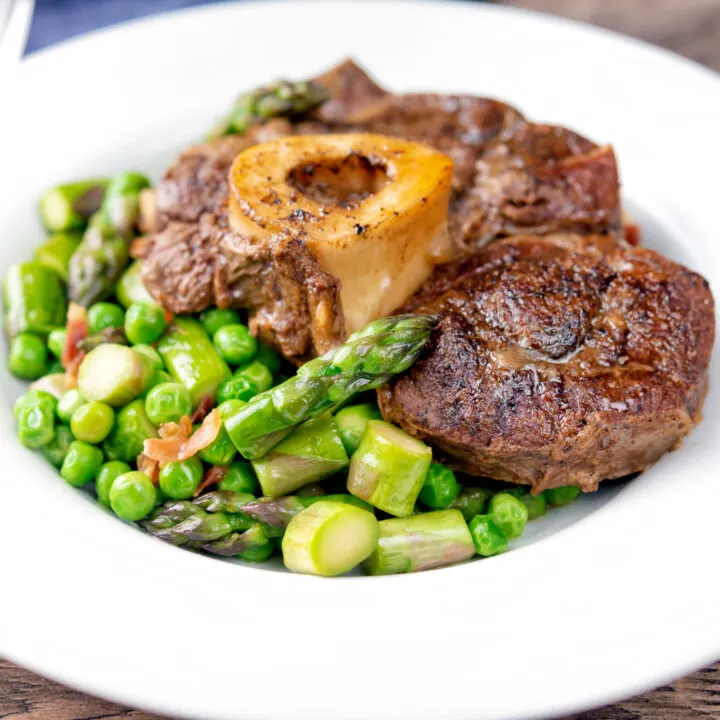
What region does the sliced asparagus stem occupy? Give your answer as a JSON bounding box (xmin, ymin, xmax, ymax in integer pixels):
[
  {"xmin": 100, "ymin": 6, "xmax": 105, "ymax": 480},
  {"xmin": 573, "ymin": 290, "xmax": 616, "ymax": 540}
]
[
  {"xmin": 33, "ymin": 232, "xmax": 82, "ymax": 281},
  {"xmin": 347, "ymin": 420, "xmax": 432, "ymax": 517},
  {"xmin": 156, "ymin": 317, "xmax": 231, "ymax": 406},
  {"xmin": 77, "ymin": 344, "xmax": 154, "ymax": 406},
  {"xmin": 39, "ymin": 179, "xmax": 109, "ymax": 233},
  {"xmin": 333, "ymin": 403, "xmax": 383, "ymax": 455},
  {"xmin": 282, "ymin": 501, "xmax": 379, "ymax": 577},
  {"xmin": 4, "ymin": 262, "xmax": 67, "ymax": 339},
  {"xmin": 364, "ymin": 509, "xmax": 475, "ymax": 575},
  {"xmin": 116, "ymin": 260, "xmax": 155, "ymax": 308},
  {"xmin": 224, "ymin": 315, "xmax": 437, "ymax": 460},
  {"xmin": 251, "ymin": 415, "xmax": 349, "ymax": 497}
]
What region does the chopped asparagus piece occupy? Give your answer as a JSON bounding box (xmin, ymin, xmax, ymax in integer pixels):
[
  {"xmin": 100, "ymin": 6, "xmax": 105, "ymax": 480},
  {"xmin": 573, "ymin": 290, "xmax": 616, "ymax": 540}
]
[
  {"xmin": 251, "ymin": 415, "xmax": 348, "ymax": 497},
  {"xmin": 77, "ymin": 344, "xmax": 154, "ymax": 406},
  {"xmin": 347, "ymin": 420, "xmax": 432, "ymax": 517},
  {"xmin": 116, "ymin": 261, "xmax": 155, "ymax": 307},
  {"xmin": 364, "ymin": 509, "xmax": 474, "ymax": 575},
  {"xmin": 39, "ymin": 179, "xmax": 109, "ymax": 233},
  {"xmin": 156, "ymin": 317, "xmax": 231, "ymax": 406},
  {"xmin": 4, "ymin": 262, "xmax": 67, "ymax": 339},
  {"xmin": 34, "ymin": 232, "xmax": 82, "ymax": 281},
  {"xmin": 282, "ymin": 501, "xmax": 379, "ymax": 577}
]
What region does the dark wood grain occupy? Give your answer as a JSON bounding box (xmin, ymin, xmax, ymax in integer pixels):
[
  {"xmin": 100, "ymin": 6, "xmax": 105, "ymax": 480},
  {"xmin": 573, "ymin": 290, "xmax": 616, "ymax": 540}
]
[{"xmin": 3, "ymin": 0, "xmax": 720, "ymax": 718}]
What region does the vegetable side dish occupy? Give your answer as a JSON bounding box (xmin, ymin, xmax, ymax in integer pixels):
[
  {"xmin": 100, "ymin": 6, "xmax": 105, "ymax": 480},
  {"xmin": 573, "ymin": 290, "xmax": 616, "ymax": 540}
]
[{"xmin": 5, "ymin": 60, "xmax": 715, "ymax": 576}]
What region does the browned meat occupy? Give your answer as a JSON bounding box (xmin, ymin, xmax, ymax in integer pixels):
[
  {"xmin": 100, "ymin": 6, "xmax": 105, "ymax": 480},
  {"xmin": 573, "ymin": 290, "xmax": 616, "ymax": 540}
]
[
  {"xmin": 138, "ymin": 60, "xmax": 622, "ymax": 362},
  {"xmin": 378, "ymin": 234, "xmax": 715, "ymax": 491}
]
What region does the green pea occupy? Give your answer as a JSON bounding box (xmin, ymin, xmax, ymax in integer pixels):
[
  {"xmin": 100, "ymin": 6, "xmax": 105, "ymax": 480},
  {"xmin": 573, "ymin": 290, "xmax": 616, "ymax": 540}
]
[
  {"xmin": 145, "ymin": 382, "xmax": 192, "ymax": 426},
  {"xmin": 14, "ymin": 389, "xmax": 56, "ymax": 419},
  {"xmin": 57, "ymin": 388, "xmax": 86, "ymax": 423},
  {"xmin": 218, "ymin": 461, "xmax": 258, "ymax": 495},
  {"xmin": 450, "ymin": 488, "xmax": 493, "ymax": 522},
  {"xmin": 519, "ymin": 490, "xmax": 547, "ymax": 520},
  {"xmin": 469, "ymin": 515, "xmax": 508, "ymax": 557},
  {"xmin": 198, "ymin": 426, "xmax": 236, "ymax": 466},
  {"xmin": 132, "ymin": 344, "xmax": 164, "ymax": 371},
  {"xmin": 546, "ymin": 486, "xmax": 582, "ymax": 506},
  {"xmin": 9, "ymin": 334, "xmax": 48, "ymax": 379},
  {"xmin": 234, "ymin": 360, "xmax": 273, "ymax": 393},
  {"xmin": 109, "ymin": 471, "xmax": 157, "ymax": 521},
  {"xmin": 47, "ymin": 328, "xmax": 67, "ymax": 359},
  {"xmin": 158, "ymin": 457, "xmax": 203, "ymax": 500},
  {"xmin": 102, "ymin": 399, "xmax": 157, "ymax": 463},
  {"xmin": 239, "ymin": 540, "xmax": 275, "ymax": 562},
  {"xmin": 216, "ymin": 376, "xmax": 257, "ymax": 404},
  {"xmin": 255, "ymin": 343, "xmax": 281, "ymax": 373},
  {"xmin": 199, "ymin": 308, "xmax": 240, "ymax": 337},
  {"xmin": 419, "ymin": 463, "xmax": 461, "ymax": 509},
  {"xmin": 95, "ymin": 461, "xmax": 131, "ymax": 506},
  {"xmin": 213, "ymin": 324, "xmax": 257, "ymax": 365},
  {"xmin": 488, "ymin": 493, "xmax": 528, "ymax": 540},
  {"xmin": 87, "ymin": 302, "xmax": 125, "ymax": 334},
  {"xmin": 217, "ymin": 398, "xmax": 246, "ymax": 420},
  {"xmin": 61, "ymin": 440, "xmax": 104, "ymax": 487},
  {"xmin": 70, "ymin": 401, "xmax": 115, "ymax": 443},
  {"xmin": 16, "ymin": 396, "xmax": 56, "ymax": 449},
  {"xmin": 41, "ymin": 424, "xmax": 74, "ymax": 467},
  {"xmin": 124, "ymin": 303, "xmax": 166, "ymax": 345},
  {"xmin": 140, "ymin": 370, "xmax": 172, "ymax": 398}
]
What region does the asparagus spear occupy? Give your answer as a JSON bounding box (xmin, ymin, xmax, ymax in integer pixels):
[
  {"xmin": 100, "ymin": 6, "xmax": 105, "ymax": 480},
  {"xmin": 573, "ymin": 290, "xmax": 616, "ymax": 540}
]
[
  {"xmin": 364, "ymin": 510, "xmax": 475, "ymax": 575},
  {"xmin": 251, "ymin": 415, "xmax": 349, "ymax": 497},
  {"xmin": 282, "ymin": 501, "xmax": 379, "ymax": 577},
  {"xmin": 224, "ymin": 314, "xmax": 437, "ymax": 460},
  {"xmin": 347, "ymin": 420, "xmax": 432, "ymax": 517},
  {"xmin": 156, "ymin": 317, "xmax": 231, "ymax": 406},
  {"xmin": 33, "ymin": 232, "xmax": 82, "ymax": 281},
  {"xmin": 4, "ymin": 262, "xmax": 67, "ymax": 339},
  {"xmin": 209, "ymin": 79, "xmax": 329, "ymax": 138},
  {"xmin": 77, "ymin": 343, "xmax": 154, "ymax": 406},
  {"xmin": 39, "ymin": 179, "xmax": 109, "ymax": 233},
  {"xmin": 68, "ymin": 172, "xmax": 151, "ymax": 305},
  {"xmin": 235, "ymin": 493, "xmax": 373, "ymax": 529}
]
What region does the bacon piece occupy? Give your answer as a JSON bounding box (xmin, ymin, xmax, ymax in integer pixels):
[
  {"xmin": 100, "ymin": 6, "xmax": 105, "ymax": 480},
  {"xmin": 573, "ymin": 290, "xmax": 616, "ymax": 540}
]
[
  {"xmin": 194, "ymin": 465, "xmax": 229, "ymax": 497},
  {"xmin": 190, "ymin": 394, "xmax": 214, "ymax": 423},
  {"xmin": 137, "ymin": 453, "xmax": 160, "ymax": 484},
  {"xmin": 143, "ymin": 409, "xmax": 222, "ymax": 464},
  {"xmin": 62, "ymin": 303, "xmax": 88, "ymax": 370},
  {"xmin": 625, "ymin": 223, "xmax": 641, "ymax": 247}
]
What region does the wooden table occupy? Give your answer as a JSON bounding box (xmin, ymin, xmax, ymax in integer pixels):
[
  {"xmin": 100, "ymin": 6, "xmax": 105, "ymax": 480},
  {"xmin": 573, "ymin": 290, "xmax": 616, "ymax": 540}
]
[{"xmin": 3, "ymin": 0, "xmax": 719, "ymax": 718}]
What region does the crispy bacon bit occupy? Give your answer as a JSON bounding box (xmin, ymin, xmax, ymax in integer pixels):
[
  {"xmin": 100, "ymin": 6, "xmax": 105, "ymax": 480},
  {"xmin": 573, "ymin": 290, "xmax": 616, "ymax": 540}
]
[
  {"xmin": 62, "ymin": 302, "xmax": 88, "ymax": 370},
  {"xmin": 64, "ymin": 350, "xmax": 85, "ymax": 387},
  {"xmin": 163, "ymin": 309, "xmax": 175, "ymax": 326},
  {"xmin": 625, "ymin": 223, "xmax": 641, "ymax": 247},
  {"xmin": 143, "ymin": 409, "xmax": 222, "ymax": 464},
  {"xmin": 137, "ymin": 453, "xmax": 160, "ymax": 484},
  {"xmin": 130, "ymin": 236, "xmax": 152, "ymax": 258},
  {"xmin": 194, "ymin": 465, "xmax": 229, "ymax": 497},
  {"xmin": 190, "ymin": 394, "xmax": 214, "ymax": 423}
]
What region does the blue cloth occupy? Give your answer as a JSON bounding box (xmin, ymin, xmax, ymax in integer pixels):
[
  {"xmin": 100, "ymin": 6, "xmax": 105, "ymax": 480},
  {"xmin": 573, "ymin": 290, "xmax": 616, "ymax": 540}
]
[
  {"xmin": 26, "ymin": 0, "xmax": 235, "ymax": 53},
  {"xmin": 26, "ymin": 0, "xmax": 488, "ymax": 54}
]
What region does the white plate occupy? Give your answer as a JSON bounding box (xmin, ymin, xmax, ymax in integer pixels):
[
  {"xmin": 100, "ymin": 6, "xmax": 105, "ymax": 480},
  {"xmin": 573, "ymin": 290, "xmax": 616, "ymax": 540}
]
[{"xmin": 1, "ymin": 2, "xmax": 719, "ymax": 719}]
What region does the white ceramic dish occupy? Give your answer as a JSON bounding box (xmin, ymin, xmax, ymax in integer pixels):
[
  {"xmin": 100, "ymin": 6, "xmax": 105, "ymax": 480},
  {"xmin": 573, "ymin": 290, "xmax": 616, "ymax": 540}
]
[{"xmin": 1, "ymin": 2, "xmax": 719, "ymax": 719}]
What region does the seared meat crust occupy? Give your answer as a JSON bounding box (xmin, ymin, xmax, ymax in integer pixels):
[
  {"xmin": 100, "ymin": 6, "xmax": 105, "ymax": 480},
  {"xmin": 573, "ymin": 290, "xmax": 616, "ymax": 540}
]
[{"xmin": 378, "ymin": 234, "xmax": 715, "ymax": 492}]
